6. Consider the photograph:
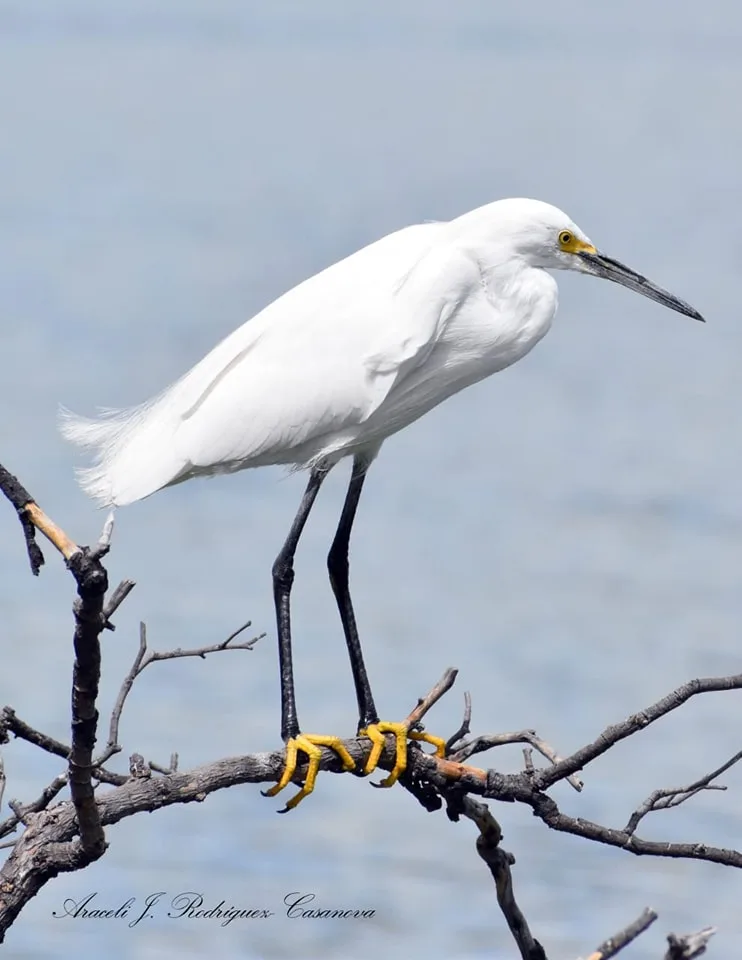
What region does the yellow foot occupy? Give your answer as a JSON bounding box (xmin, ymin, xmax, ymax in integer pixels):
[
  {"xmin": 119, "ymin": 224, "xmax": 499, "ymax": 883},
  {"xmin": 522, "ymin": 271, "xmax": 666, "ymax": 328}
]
[
  {"xmin": 360, "ymin": 722, "xmax": 446, "ymax": 789},
  {"xmin": 261, "ymin": 733, "xmax": 356, "ymax": 813}
]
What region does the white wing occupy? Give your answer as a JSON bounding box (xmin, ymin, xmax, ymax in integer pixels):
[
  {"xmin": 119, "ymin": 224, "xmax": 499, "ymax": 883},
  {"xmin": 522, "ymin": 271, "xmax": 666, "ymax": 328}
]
[{"xmin": 61, "ymin": 221, "xmax": 480, "ymax": 506}]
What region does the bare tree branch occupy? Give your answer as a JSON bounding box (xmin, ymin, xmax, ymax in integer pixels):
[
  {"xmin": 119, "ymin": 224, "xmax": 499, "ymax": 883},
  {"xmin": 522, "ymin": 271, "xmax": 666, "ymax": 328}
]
[
  {"xmin": 67, "ymin": 519, "xmax": 110, "ymax": 857},
  {"xmin": 625, "ymin": 751, "xmax": 742, "ymax": 835},
  {"xmin": 1, "ymin": 707, "xmax": 70, "ymax": 761},
  {"xmin": 453, "ymin": 729, "xmax": 584, "ymax": 792},
  {"xmin": 101, "ymin": 578, "xmax": 137, "ymax": 629},
  {"xmin": 536, "ymin": 676, "xmax": 742, "ymax": 791},
  {"xmin": 445, "ymin": 689, "xmax": 472, "ymax": 754},
  {"xmin": 403, "ymin": 666, "xmax": 458, "ymax": 728},
  {"xmin": 0, "ymin": 461, "xmax": 735, "ymax": 954},
  {"xmin": 0, "ymin": 775, "xmax": 69, "ymax": 841},
  {"xmin": 665, "ymin": 926, "xmax": 716, "ymax": 959},
  {"xmin": 96, "ymin": 619, "xmax": 263, "ymax": 767},
  {"xmin": 0, "ymin": 464, "xmax": 48, "ymax": 574},
  {"xmin": 465, "ymin": 796, "xmax": 547, "ymax": 960},
  {"xmin": 0, "ymin": 471, "xmax": 128, "ymax": 922},
  {"xmin": 584, "ymin": 907, "xmax": 657, "ymax": 959}
]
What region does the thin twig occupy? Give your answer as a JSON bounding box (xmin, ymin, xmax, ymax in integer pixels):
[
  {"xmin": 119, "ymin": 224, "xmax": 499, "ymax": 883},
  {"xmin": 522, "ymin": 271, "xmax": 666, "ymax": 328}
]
[
  {"xmin": 625, "ymin": 751, "xmax": 742, "ymax": 835},
  {"xmin": 89, "ymin": 511, "xmax": 115, "ymax": 560},
  {"xmin": 536, "ymin": 674, "xmax": 742, "ymax": 791},
  {"xmin": 0, "ymin": 775, "xmax": 69, "ymax": 841},
  {"xmin": 404, "ymin": 667, "xmax": 458, "ymax": 729},
  {"xmin": 454, "ymin": 730, "xmax": 583, "ymax": 792},
  {"xmin": 584, "ymin": 908, "xmax": 657, "ymax": 959},
  {"xmin": 97, "ymin": 621, "xmax": 262, "ymax": 765},
  {"xmin": 149, "ymin": 753, "xmax": 179, "ymax": 776},
  {"xmin": 102, "ymin": 579, "xmax": 137, "ymax": 629},
  {"xmin": 103, "ymin": 622, "xmax": 148, "ymax": 757},
  {"xmin": 143, "ymin": 624, "xmax": 263, "ymax": 664},
  {"xmin": 0, "ymin": 707, "xmax": 139, "ymax": 790},
  {"xmin": 1, "ymin": 708, "xmax": 70, "ymax": 761},
  {"xmin": 445, "ymin": 690, "xmax": 472, "ymax": 755}
]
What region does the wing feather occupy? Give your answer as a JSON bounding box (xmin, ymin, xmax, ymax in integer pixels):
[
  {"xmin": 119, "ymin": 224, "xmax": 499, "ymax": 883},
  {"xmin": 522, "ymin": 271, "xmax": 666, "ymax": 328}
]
[{"xmin": 61, "ymin": 221, "xmax": 477, "ymax": 505}]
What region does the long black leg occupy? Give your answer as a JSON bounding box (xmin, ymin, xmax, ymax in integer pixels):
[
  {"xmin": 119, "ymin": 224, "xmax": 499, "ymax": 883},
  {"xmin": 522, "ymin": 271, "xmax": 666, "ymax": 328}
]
[
  {"xmin": 327, "ymin": 454, "xmax": 379, "ymax": 731},
  {"xmin": 272, "ymin": 466, "xmax": 328, "ymax": 742}
]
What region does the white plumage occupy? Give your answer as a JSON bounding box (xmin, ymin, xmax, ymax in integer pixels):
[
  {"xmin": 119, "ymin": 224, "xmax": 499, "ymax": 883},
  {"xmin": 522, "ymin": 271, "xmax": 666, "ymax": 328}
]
[
  {"xmin": 61, "ymin": 197, "xmax": 702, "ymax": 507},
  {"xmin": 60, "ymin": 195, "xmax": 705, "ymax": 812}
]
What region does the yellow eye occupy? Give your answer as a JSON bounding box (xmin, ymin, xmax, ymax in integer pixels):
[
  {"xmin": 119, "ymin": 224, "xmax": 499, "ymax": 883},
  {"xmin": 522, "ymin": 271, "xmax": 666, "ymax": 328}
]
[{"xmin": 558, "ymin": 230, "xmax": 573, "ymax": 247}]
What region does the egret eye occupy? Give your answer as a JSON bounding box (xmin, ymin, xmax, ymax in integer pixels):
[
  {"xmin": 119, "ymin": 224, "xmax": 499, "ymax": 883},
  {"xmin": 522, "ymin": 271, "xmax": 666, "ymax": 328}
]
[{"xmin": 559, "ymin": 230, "xmax": 573, "ymax": 246}]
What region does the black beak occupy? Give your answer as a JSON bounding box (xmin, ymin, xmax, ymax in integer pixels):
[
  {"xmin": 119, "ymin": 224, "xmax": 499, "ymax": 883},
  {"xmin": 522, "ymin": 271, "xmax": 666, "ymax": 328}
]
[{"xmin": 578, "ymin": 250, "xmax": 705, "ymax": 322}]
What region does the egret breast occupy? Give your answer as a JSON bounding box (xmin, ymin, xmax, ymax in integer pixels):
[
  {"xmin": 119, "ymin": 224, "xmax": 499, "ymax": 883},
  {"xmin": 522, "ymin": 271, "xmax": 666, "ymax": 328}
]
[{"xmin": 355, "ymin": 264, "xmax": 558, "ymax": 444}]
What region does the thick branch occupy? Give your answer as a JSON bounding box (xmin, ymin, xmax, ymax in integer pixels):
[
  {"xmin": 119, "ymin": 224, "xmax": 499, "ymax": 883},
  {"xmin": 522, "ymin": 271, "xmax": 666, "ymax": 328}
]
[
  {"xmin": 67, "ymin": 546, "xmax": 108, "ymax": 857},
  {"xmin": 1, "ymin": 662, "xmax": 739, "ymax": 945},
  {"xmin": 464, "ymin": 796, "xmax": 546, "ymax": 960},
  {"xmin": 0, "ymin": 477, "xmax": 119, "ymax": 868}
]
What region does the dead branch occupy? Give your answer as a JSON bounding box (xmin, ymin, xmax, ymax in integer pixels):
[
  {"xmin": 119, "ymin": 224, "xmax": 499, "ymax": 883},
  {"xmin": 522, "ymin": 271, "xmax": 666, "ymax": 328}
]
[
  {"xmin": 0, "ymin": 464, "xmax": 53, "ymax": 573},
  {"xmin": 2, "ymin": 660, "xmax": 737, "ymax": 945},
  {"xmin": 584, "ymin": 907, "xmax": 657, "ymax": 959},
  {"xmin": 0, "ymin": 461, "xmax": 736, "ymax": 955},
  {"xmin": 97, "ymin": 620, "xmax": 262, "ymax": 766},
  {"xmin": 465, "ymin": 795, "xmax": 547, "ymax": 960},
  {"xmin": 664, "ymin": 926, "xmax": 716, "ymax": 959},
  {"xmin": 624, "ymin": 751, "xmax": 742, "ymax": 835},
  {"xmin": 403, "ymin": 666, "xmax": 458, "ymax": 727},
  {"xmin": 453, "ymin": 729, "xmax": 584, "ymax": 791},
  {"xmin": 535, "ymin": 675, "xmax": 742, "ymax": 791},
  {"xmin": 101, "ymin": 578, "xmax": 137, "ymax": 630},
  {"xmin": 445, "ymin": 689, "xmax": 472, "ymax": 753},
  {"xmin": 0, "ymin": 467, "xmax": 124, "ymax": 924},
  {"xmin": 1, "ymin": 707, "xmax": 71, "ymax": 762}
]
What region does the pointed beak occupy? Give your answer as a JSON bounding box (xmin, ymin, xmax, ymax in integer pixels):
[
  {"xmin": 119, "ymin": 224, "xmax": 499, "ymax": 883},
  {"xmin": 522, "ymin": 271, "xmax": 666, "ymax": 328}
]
[{"xmin": 578, "ymin": 250, "xmax": 705, "ymax": 322}]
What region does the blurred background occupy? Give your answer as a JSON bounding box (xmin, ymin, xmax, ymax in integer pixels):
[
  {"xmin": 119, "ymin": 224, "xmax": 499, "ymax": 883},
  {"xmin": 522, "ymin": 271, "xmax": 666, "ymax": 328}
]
[{"xmin": 1, "ymin": 1, "xmax": 741, "ymax": 957}]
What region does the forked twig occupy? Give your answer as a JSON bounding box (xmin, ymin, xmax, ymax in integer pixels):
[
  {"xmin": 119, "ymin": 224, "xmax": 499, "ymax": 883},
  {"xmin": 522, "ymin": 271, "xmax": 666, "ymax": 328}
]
[
  {"xmin": 625, "ymin": 751, "xmax": 742, "ymax": 835},
  {"xmin": 453, "ymin": 729, "xmax": 584, "ymax": 792},
  {"xmin": 95, "ymin": 620, "xmax": 263, "ymax": 766}
]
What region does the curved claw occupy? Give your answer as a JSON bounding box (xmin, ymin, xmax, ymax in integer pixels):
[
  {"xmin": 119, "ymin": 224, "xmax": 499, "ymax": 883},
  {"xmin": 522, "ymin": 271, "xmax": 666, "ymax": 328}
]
[
  {"xmin": 361, "ymin": 722, "xmax": 447, "ymax": 789},
  {"xmin": 409, "ymin": 729, "xmax": 447, "ymax": 758},
  {"xmin": 262, "ymin": 734, "xmax": 356, "ymax": 812}
]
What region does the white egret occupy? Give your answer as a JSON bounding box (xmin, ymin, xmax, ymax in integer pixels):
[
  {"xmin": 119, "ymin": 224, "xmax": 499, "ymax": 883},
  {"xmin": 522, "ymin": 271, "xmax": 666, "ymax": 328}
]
[{"xmin": 61, "ymin": 198, "xmax": 704, "ymax": 810}]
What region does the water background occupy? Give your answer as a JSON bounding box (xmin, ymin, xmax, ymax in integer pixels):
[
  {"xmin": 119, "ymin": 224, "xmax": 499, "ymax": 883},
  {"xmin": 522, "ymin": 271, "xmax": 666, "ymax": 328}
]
[{"xmin": 1, "ymin": 2, "xmax": 741, "ymax": 957}]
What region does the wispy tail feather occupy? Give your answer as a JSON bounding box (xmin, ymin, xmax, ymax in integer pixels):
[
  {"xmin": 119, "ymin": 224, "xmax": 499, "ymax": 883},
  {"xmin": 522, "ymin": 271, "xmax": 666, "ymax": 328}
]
[{"xmin": 59, "ymin": 401, "xmax": 186, "ymax": 507}]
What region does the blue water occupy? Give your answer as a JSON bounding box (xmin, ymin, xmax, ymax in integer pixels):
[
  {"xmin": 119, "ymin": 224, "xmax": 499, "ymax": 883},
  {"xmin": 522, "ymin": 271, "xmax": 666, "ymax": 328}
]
[{"xmin": 1, "ymin": 2, "xmax": 741, "ymax": 957}]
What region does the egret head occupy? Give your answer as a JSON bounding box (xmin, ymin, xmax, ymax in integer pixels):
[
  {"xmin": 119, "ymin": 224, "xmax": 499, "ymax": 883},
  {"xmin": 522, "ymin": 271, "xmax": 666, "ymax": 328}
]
[{"xmin": 484, "ymin": 198, "xmax": 705, "ymax": 322}]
